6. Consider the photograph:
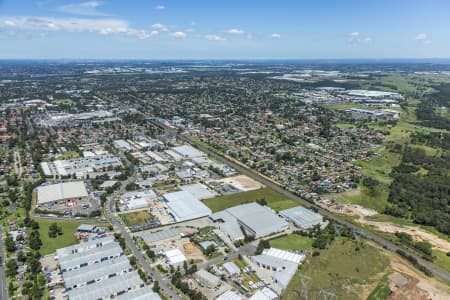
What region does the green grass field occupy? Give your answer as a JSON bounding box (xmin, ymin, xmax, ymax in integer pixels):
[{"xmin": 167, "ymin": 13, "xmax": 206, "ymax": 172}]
[
  {"xmin": 52, "ymin": 98, "xmax": 73, "ymax": 105},
  {"xmin": 269, "ymin": 234, "xmax": 313, "ymax": 251},
  {"xmin": 120, "ymin": 210, "xmax": 153, "ymax": 227},
  {"xmin": 367, "ymin": 274, "xmax": 391, "ymax": 300},
  {"xmin": 283, "ymin": 238, "xmax": 389, "ymax": 300},
  {"xmin": 332, "ymin": 185, "xmax": 389, "ymax": 213},
  {"xmin": 335, "ymin": 123, "xmax": 356, "ymax": 130},
  {"xmin": 0, "ymin": 147, "xmax": 10, "ymax": 154},
  {"xmin": 434, "ymin": 250, "xmax": 450, "ymax": 274},
  {"xmin": 355, "ymin": 156, "xmax": 393, "ymax": 185},
  {"xmin": 322, "ymin": 103, "xmax": 364, "ymax": 111},
  {"xmin": 56, "ymin": 151, "xmax": 80, "ymax": 160},
  {"xmin": 35, "ymin": 219, "xmax": 95, "ymax": 255},
  {"xmin": 202, "ymin": 187, "xmax": 299, "ymax": 213}
]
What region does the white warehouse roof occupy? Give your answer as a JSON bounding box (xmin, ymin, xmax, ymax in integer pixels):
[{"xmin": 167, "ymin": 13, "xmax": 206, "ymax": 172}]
[
  {"xmin": 216, "ymin": 290, "xmax": 242, "ymax": 300},
  {"xmin": 279, "ymin": 206, "xmax": 322, "ymax": 229},
  {"xmin": 165, "ymin": 248, "xmax": 187, "ymax": 266},
  {"xmin": 163, "ymin": 190, "xmax": 212, "ymax": 222},
  {"xmin": 262, "ymin": 248, "xmax": 306, "ymax": 264},
  {"xmin": 37, "ymin": 181, "xmax": 88, "ymax": 204},
  {"xmin": 171, "ymin": 145, "xmax": 206, "ymax": 158},
  {"xmin": 180, "ymin": 183, "xmax": 217, "ymax": 200},
  {"xmin": 225, "ymin": 202, "xmax": 288, "ymax": 238}
]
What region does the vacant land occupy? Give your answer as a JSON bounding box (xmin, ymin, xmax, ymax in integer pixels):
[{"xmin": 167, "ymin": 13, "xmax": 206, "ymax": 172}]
[
  {"xmin": 202, "ymin": 187, "xmax": 298, "ymax": 213},
  {"xmin": 355, "ymin": 156, "xmax": 393, "ymax": 185},
  {"xmin": 331, "ymin": 185, "xmax": 389, "ymax": 213},
  {"xmin": 35, "ymin": 218, "xmax": 94, "ymax": 255},
  {"xmin": 283, "ymin": 238, "xmax": 389, "ymax": 300},
  {"xmin": 269, "ymin": 234, "xmax": 313, "ymax": 251},
  {"xmin": 367, "ymin": 274, "xmax": 391, "ymax": 300},
  {"xmin": 120, "ymin": 210, "xmax": 153, "ymax": 226},
  {"xmin": 434, "ymin": 250, "xmax": 450, "ymax": 274}
]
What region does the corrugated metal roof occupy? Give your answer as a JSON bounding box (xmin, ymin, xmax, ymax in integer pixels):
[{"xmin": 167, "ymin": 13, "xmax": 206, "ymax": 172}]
[
  {"xmin": 163, "ymin": 190, "xmax": 212, "ymax": 222},
  {"xmin": 139, "ymin": 227, "xmax": 184, "ymax": 244},
  {"xmin": 68, "ymin": 271, "xmax": 142, "ymax": 300},
  {"xmin": 37, "ymin": 181, "xmax": 88, "ymax": 204},
  {"xmin": 64, "ymin": 256, "xmax": 131, "ymax": 288},
  {"xmin": 279, "ymin": 206, "xmax": 322, "ymax": 229},
  {"xmin": 115, "ymin": 286, "xmax": 161, "ymax": 300},
  {"xmin": 226, "ymin": 203, "xmax": 288, "ymax": 237},
  {"xmin": 60, "ymin": 244, "xmax": 123, "ymax": 271}
]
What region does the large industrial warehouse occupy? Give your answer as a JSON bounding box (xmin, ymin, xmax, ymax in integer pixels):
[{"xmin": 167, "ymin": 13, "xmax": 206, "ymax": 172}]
[
  {"xmin": 279, "ymin": 206, "xmax": 323, "ymax": 230},
  {"xmin": 162, "ymin": 190, "xmax": 212, "ymax": 222},
  {"xmin": 36, "ymin": 181, "xmax": 88, "ymax": 208},
  {"xmin": 211, "ymin": 202, "xmax": 289, "ymax": 239}
]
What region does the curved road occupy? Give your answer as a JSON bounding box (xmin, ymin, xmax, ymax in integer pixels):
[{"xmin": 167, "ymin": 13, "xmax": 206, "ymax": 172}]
[
  {"xmin": 105, "ymin": 165, "xmax": 182, "ymax": 299},
  {"xmin": 174, "ymin": 132, "xmax": 450, "ymax": 283}
]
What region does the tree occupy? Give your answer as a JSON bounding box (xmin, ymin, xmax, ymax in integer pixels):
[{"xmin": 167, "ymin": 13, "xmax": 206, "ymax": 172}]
[
  {"xmin": 129, "ymin": 256, "xmax": 137, "ymax": 266},
  {"xmin": 5, "ymin": 236, "xmax": 16, "ymax": 252},
  {"xmin": 22, "ymin": 281, "xmax": 33, "ymax": 297},
  {"xmin": 28, "ymin": 256, "xmax": 42, "ymax": 274},
  {"xmin": 5, "ymin": 259, "xmax": 17, "ymax": 277},
  {"xmin": 29, "ymin": 230, "xmax": 42, "ymax": 250},
  {"xmin": 204, "ymin": 244, "xmax": 216, "ymax": 256},
  {"xmin": 255, "ymin": 240, "xmax": 270, "ymax": 255},
  {"xmin": 17, "ymin": 251, "xmax": 26, "ymax": 263},
  {"xmin": 8, "ymin": 282, "xmax": 15, "ymax": 295},
  {"xmin": 152, "ymin": 281, "xmax": 160, "ymax": 293},
  {"xmin": 48, "ymin": 222, "xmax": 59, "ymax": 238}
]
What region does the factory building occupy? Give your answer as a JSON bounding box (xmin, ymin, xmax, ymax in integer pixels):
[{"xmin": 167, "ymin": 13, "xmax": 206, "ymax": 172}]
[
  {"xmin": 162, "ymin": 190, "xmax": 212, "ymax": 222},
  {"xmin": 279, "ymin": 206, "xmax": 323, "ymax": 230},
  {"xmin": 211, "ymin": 202, "xmax": 289, "ymax": 239},
  {"xmin": 36, "ymin": 181, "xmax": 88, "ymax": 209}
]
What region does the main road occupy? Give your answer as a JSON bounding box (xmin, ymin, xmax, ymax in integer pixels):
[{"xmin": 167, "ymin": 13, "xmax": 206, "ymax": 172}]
[
  {"xmin": 150, "ymin": 122, "xmax": 450, "ymax": 283},
  {"xmin": 0, "ymin": 228, "xmax": 8, "ymax": 300},
  {"xmin": 104, "ymin": 158, "xmax": 182, "ymax": 300}
]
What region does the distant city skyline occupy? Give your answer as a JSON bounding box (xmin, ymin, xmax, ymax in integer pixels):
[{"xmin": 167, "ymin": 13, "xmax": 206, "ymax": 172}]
[{"xmin": 0, "ymin": 0, "xmax": 449, "ymax": 59}]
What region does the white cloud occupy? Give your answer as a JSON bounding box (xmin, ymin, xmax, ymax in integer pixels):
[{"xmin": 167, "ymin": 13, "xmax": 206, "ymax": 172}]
[
  {"xmin": 154, "ymin": 5, "xmax": 165, "ymax": 11},
  {"xmin": 347, "ymin": 32, "xmax": 372, "ymax": 44},
  {"xmin": 3, "ymin": 20, "xmax": 16, "ymax": 27},
  {"xmin": 58, "ymin": 1, "xmax": 109, "ymax": 16},
  {"xmin": 0, "ymin": 16, "xmax": 127, "ymax": 33},
  {"xmin": 171, "ymin": 31, "xmax": 186, "ymax": 39},
  {"xmin": 225, "ymin": 28, "xmax": 244, "ymax": 35},
  {"xmin": 271, "ymin": 33, "xmax": 281, "ymax": 38},
  {"xmin": 0, "ymin": 16, "xmax": 157, "ymax": 40},
  {"xmin": 415, "ymin": 33, "xmax": 432, "ymax": 45},
  {"xmin": 415, "ymin": 33, "xmax": 427, "ymax": 40},
  {"xmin": 151, "ymin": 23, "xmax": 168, "ymax": 32},
  {"xmin": 205, "ymin": 34, "xmax": 226, "ymax": 41}
]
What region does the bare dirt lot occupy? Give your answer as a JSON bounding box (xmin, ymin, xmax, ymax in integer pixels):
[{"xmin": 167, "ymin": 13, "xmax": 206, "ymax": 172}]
[
  {"xmin": 362, "ymin": 220, "xmax": 450, "ymax": 253},
  {"xmin": 327, "ymin": 203, "xmax": 450, "ymax": 252},
  {"xmin": 212, "ymin": 175, "xmax": 263, "ymax": 192},
  {"xmin": 388, "ymin": 257, "xmax": 450, "ymax": 300}
]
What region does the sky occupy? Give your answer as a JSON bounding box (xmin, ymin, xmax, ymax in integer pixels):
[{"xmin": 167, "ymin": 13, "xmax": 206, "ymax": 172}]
[{"xmin": 0, "ymin": 0, "xmax": 449, "ymax": 59}]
